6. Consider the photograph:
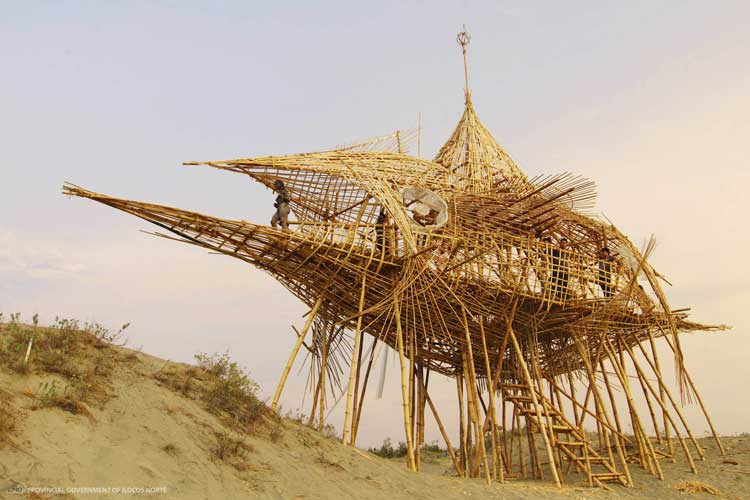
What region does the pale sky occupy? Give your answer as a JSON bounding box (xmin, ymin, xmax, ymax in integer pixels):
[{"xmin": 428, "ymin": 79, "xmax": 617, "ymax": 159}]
[{"xmin": 2, "ymin": 1, "xmax": 749, "ymax": 448}]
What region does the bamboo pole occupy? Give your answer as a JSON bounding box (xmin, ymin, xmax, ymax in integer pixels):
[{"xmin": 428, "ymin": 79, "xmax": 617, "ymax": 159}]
[
  {"xmin": 631, "ymin": 339, "xmax": 705, "ymax": 460},
  {"xmin": 573, "ymin": 334, "xmax": 632, "ymax": 486},
  {"xmin": 647, "ymin": 329, "xmax": 673, "ymax": 455},
  {"xmin": 395, "ymin": 298, "xmax": 417, "ymax": 471},
  {"xmin": 272, "ymin": 297, "xmax": 324, "ymax": 412},
  {"xmin": 352, "ymin": 337, "xmax": 377, "ymax": 445},
  {"xmin": 619, "ymin": 340, "xmax": 697, "ymax": 473},
  {"xmin": 457, "ymin": 368, "xmax": 467, "ymax": 475},
  {"xmin": 350, "ymin": 326, "xmax": 366, "ymax": 435},
  {"xmin": 506, "ymin": 325, "xmax": 561, "ymax": 487},
  {"xmin": 318, "ymin": 321, "xmax": 329, "ymax": 432},
  {"xmin": 342, "ymin": 274, "xmax": 368, "ymax": 445},
  {"xmin": 421, "ymin": 378, "xmax": 464, "ymax": 476},
  {"xmin": 656, "ymin": 328, "xmax": 726, "ymax": 456},
  {"xmin": 460, "ymin": 310, "xmax": 491, "ymax": 484},
  {"xmin": 479, "ymin": 317, "xmax": 504, "ymax": 481}
]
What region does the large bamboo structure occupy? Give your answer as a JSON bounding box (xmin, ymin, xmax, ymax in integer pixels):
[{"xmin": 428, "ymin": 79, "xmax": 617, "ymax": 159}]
[{"xmin": 63, "ymin": 29, "xmax": 727, "ymax": 488}]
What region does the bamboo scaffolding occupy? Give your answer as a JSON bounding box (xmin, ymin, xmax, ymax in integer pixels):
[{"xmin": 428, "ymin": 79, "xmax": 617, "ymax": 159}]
[{"xmin": 62, "ymin": 26, "xmax": 728, "ymax": 491}]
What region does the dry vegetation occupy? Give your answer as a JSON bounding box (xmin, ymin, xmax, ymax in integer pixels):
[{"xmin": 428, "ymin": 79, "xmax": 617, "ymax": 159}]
[
  {"xmin": 0, "ymin": 314, "xmax": 135, "ymax": 447},
  {"xmin": 0, "ymin": 314, "xmax": 129, "ymax": 406},
  {"xmin": 211, "ymin": 430, "xmax": 255, "ymax": 471},
  {"xmin": 0, "ymin": 314, "xmax": 283, "ymax": 486},
  {"xmin": 152, "ymin": 351, "xmax": 269, "ymax": 435}
]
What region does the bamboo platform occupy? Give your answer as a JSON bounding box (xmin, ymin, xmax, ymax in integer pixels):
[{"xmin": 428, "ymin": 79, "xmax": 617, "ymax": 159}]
[{"xmin": 62, "ymin": 28, "xmax": 728, "ymax": 488}]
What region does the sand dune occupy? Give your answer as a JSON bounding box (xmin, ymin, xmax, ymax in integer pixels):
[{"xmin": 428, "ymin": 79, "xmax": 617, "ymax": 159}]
[{"xmin": 0, "ymin": 322, "xmax": 747, "ymax": 500}]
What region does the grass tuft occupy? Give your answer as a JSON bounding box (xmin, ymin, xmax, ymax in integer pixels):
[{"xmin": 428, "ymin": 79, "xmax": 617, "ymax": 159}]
[
  {"xmin": 32, "ymin": 380, "xmax": 95, "ymax": 422},
  {"xmin": 162, "ymin": 443, "xmax": 179, "ymax": 456},
  {"xmin": 212, "ymin": 431, "xmax": 254, "ymax": 471}
]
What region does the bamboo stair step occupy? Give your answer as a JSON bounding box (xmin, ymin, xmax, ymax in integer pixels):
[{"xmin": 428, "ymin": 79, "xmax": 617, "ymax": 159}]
[
  {"xmin": 551, "ymin": 425, "xmax": 575, "ymax": 433},
  {"xmin": 591, "ymin": 472, "xmax": 626, "ymax": 481},
  {"xmin": 503, "ymin": 383, "xmax": 532, "ymax": 390},
  {"xmin": 557, "ymin": 441, "xmax": 585, "ymax": 447},
  {"xmin": 518, "ymin": 407, "xmax": 559, "ymax": 418}
]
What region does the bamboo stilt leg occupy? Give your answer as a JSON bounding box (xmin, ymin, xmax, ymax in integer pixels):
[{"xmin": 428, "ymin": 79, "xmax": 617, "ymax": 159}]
[
  {"xmin": 507, "ymin": 326, "xmax": 561, "ymax": 487},
  {"xmin": 457, "ymin": 369, "xmax": 467, "ymax": 475},
  {"xmin": 394, "ymin": 298, "xmax": 416, "ymax": 471},
  {"xmin": 502, "ymin": 395, "xmax": 510, "ymax": 474},
  {"xmin": 657, "ymin": 328, "xmax": 726, "ymax": 456},
  {"xmin": 318, "ymin": 322, "xmax": 329, "ymax": 432},
  {"xmin": 342, "ymin": 275, "xmax": 367, "ymax": 445},
  {"xmin": 573, "ymin": 334, "xmax": 632, "ymax": 486},
  {"xmin": 408, "ymin": 329, "xmax": 416, "ymax": 462},
  {"xmin": 516, "ymin": 408, "xmax": 526, "ymax": 477},
  {"xmin": 631, "ymin": 340, "xmax": 705, "ymax": 460},
  {"xmin": 602, "ymin": 353, "xmax": 648, "ymax": 474},
  {"xmin": 465, "ymin": 380, "xmax": 475, "ymax": 476},
  {"xmin": 620, "ymin": 340, "xmax": 697, "ymax": 473},
  {"xmin": 421, "ymin": 378, "xmax": 464, "ymax": 476},
  {"xmin": 308, "ymin": 339, "xmax": 322, "ymax": 427},
  {"xmin": 647, "ymin": 329, "xmax": 673, "ymax": 456},
  {"xmin": 351, "ymin": 326, "xmax": 366, "ymax": 436},
  {"xmin": 352, "ymin": 338, "xmax": 377, "ymax": 445},
  {"xmin": 567, "ymin": 372, "xmax": 579, "ymax": 425},
  {"xmin": 272, "ymin": 297, "xmax": 324, "ymax": 412},
  {"xmin": 460, "ymin": 310, "xmax": 491, "ymax": 485},
  {"xmin": 479, "ymin": 317, "xmax": 503, "ymax": 481},
  {"xmin": 607, "ymin": 339, "xmax": 664, "ymax": 479}
]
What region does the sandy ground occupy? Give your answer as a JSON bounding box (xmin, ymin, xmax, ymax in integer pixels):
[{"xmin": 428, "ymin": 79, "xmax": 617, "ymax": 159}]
[{"xmin": 0, "ymin": 342, "xmax": 748, "ymax": 500}]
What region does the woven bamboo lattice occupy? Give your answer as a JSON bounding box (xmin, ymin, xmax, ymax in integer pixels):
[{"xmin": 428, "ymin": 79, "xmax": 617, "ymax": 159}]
[{"xmin": 63, "ymin": 29, "xmax": 728, "ymax": 488}]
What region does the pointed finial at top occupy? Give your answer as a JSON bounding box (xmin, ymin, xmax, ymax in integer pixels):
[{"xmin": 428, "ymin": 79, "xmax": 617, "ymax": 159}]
[{"xmin": 456, "ymin": 25, "xmax": 471, "ymax": 100}]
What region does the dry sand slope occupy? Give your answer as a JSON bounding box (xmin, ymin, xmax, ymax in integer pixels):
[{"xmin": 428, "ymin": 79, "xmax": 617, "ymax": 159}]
[{"xmin": 0, "ymin": 322, "xmax": 748, "ymax": 500}]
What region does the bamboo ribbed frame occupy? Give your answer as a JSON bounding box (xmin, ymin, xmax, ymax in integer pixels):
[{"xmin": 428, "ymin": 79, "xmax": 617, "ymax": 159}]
[{"xmin": 63, "ymin": 29, "xmax": 728, "ymax": 488}]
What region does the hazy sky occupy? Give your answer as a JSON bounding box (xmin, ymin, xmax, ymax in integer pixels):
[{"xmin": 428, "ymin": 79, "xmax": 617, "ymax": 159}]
[{"xmin": 2, "ymin": 1, "xmax": 749, "ymax": 448}]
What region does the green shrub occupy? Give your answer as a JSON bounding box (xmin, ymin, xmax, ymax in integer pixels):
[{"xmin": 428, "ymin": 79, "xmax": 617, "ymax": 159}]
[
  {"xmin": 195, "ymin": 352, "xmax": 266, "ymax": 428},
  {"xmin": 369, "ymin": 437, "xmax": 408, "ymax": 458}
]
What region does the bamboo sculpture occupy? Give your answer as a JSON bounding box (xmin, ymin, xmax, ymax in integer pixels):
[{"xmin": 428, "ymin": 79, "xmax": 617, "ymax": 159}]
[{"xmin": 63, "ymin": 29, "xmax": 727, "ymax": 488}]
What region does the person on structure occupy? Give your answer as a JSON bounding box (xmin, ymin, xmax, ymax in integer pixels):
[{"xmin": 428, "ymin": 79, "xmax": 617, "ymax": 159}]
[
  {"xmin": 550, "ymin": 238, "xmax": 570, "ymax": 299},
  {"xmin": 597, "ymin": 246, "xmax": 615, "ymax": 298},
  {"xmin": 270, "ymin": 180, "xmax": 291, "ymax": 231},
  {"xmin": 375, "ymin": 209, "xmax": 388, "ymax": 255}
]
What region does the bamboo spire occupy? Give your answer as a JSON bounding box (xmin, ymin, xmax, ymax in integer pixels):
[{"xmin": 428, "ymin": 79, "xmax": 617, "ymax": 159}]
[{"xmin": 457, "ymin": 25, "xmax": 471, "ymax": 101}]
